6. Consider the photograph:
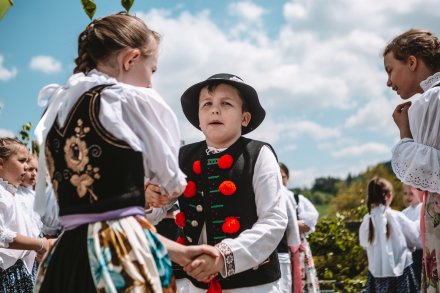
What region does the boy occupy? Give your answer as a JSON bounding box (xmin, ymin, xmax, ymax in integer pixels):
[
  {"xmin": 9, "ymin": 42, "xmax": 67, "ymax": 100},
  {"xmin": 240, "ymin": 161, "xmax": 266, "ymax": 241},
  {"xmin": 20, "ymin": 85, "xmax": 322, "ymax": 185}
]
[{"xmin": 176, "ymin": 73, "xmax": 287, "ymax": 292}]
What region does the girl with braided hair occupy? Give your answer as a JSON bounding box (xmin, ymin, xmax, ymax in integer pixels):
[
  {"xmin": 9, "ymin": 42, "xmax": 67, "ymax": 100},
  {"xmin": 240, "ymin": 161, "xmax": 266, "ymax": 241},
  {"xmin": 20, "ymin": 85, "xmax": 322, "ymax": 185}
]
[
  {"xmin": 34, "ymin": 13, "xmax": 216, "ymax": 293},
  {"xmin": 384, "ymin": 28, "xmax": 440, "ymax": 292},
  {"xmin": 359, "ymin": 177, "xmax": 419, "ymax": 292}
]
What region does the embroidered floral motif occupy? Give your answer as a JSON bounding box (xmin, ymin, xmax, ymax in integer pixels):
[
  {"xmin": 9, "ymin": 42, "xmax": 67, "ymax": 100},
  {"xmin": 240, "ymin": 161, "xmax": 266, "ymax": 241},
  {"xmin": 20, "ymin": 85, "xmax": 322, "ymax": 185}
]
[
  {"xmin": 183, "ymin": 181, "xmax": 197, "ymax": 198},
  {"xmin": 215, "ymin": 242, "xmax": 235, "ymax": 277},
  {"xmin": 222, "ymin": 217, "xmax": 240, "ymax": 234},
  {"xmin": 62, "ymin": 119, "xmax": 100, "ymax": 202},
  {"xmin": 219, "ymin": 180, "xmax": 236, "ymax": 196},
  {"xmin": 426, "ymin": 248, "xmax": 439, "ymax": 286},
  {"xmin": 45, "ymin": 145, "xmax": 55, "ymax": 178}
]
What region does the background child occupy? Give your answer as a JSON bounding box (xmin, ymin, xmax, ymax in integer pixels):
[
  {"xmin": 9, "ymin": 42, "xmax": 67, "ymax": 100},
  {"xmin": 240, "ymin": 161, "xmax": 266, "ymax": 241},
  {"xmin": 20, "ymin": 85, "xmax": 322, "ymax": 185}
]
[
  {"xmin": 0, "ymin": 137, "xmax": 51, "ymax": 292},
  {"xmin": 280, "ymin": 163, "xmax": 320, "ymax": 293},
  {"xmin": 176, "ymin": 73, "xmax": 287, "ymax": 293},
  {"xmin": 278, "ymin": 162, "xmax": 301, "ymax": 293},
  {"xmin": 401, "ymin": 183, "xmax": 423, "ymax": 286},
  {"xmin": 384, "ymin": 28, "xmax": 440, "ymax": 291},
  {"xmin": 33, "ymin": 13, "xmax": 214, "ymax": 293},
  {"xmin": 359, "ymin": 177, "xmax": 419, "ymax": 292}
]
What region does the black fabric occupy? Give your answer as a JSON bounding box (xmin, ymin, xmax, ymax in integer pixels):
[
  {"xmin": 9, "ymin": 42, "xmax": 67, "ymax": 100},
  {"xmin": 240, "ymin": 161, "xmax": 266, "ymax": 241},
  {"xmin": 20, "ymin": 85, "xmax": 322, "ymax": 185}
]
[
  {"xmin": 176, "ymin": 136, "xmax": 281, "ymax": 289},
  {"xmin": 45, "ymin": 84, "xmax": 145, "ymax": 215},
  {"xmin": 365, "ymin": 266, "xmax": 420, "ymax": 293},
  {"xmin": 38, "ymin": 225, "xmax": 97, "ymax": 293}
]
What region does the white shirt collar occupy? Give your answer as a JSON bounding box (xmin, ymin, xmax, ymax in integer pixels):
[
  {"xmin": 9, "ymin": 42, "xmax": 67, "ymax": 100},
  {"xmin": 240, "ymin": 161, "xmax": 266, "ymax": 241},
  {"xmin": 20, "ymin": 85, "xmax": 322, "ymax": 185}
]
[
  {"xmin": 0, "ymin": 177, "xmax": 17, "ymax": 194},
  {"xmin": 420, "ymin": 71, "xmax": 440, "ymax": 92}
]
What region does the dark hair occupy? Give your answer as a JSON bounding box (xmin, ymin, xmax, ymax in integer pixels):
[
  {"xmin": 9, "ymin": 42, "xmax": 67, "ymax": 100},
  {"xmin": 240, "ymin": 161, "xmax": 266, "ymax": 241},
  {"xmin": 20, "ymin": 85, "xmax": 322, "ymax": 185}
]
[
  {"xmin": 0, "ymin": 137, "xmax": 25, "ymax": 160},
  {"xmin": 203, "ymin": 81, "xmax": 249, "ymax": 112},
  {"xmin": 74, "ymin": 12, "xmax": 160, "ymax": 74},
  {"xmin": 383, "ymin": 28, "xmax": 440, "ymax": 71},
  {"xmin": 366, "ymin": 177, "xmax": 393, "ymax": 244},
  {"xmin": 279, "ymin": 162, "xmax": 289, "ymax": 179}
]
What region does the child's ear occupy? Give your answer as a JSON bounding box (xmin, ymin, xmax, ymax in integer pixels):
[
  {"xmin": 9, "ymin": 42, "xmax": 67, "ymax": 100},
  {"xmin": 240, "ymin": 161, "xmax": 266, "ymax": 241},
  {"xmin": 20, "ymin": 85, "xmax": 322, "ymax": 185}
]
[
  {"xmin": 122, "ymin": 49, "xmax": 141, "ymax": 71},
  {"xmin": 241, "ymin": 112, "xmax": 251, "ymax": 127},
  {"xmin": 408, "ymin": 55, "xmax": 418, "ymax": 72}
]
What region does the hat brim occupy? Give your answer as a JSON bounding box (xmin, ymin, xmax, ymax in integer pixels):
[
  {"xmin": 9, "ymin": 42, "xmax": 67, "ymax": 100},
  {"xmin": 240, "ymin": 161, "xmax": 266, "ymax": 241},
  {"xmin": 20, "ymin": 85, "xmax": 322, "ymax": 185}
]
[{"xmin": 181, "ymin": 78, "xmax": 265, "ymax": 135}]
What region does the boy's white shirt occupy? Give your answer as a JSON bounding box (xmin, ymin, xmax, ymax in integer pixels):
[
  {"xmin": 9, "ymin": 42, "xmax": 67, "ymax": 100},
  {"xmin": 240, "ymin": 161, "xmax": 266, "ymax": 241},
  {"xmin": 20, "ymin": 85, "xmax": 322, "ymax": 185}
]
[
  {"xmin": 296, "ymin": 194, "xmax": 319, "ymax": 234},
  {"xmin": 359, "ymin": 205, "xmax": 419, "ymax": 278},
  {"xmin": 282, "ymin": 186, "xmax": 301, "ymax": 247}
]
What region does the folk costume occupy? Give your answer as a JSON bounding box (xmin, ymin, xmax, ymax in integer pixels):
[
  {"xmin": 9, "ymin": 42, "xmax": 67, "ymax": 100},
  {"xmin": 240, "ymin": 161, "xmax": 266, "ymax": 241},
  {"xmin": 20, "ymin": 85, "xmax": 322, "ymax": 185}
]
[
  {"xmin": 175, "ymin": 74, "xmax": 287, "ymax": 293},
  {"xmin": 402, "ymin": 203, "xmax": 423, "ymax": 286},
  {"xmin": 0, "ymin": 180, "xmax": 39, "ymax": 293},
  {"xmin": 359, "ymin": 205, "xmax": 420, "ymax": 292},
  {"xmin": 391, "ymin": 72, "xmax": 440, "ymax": 292},
  {"xmin": 33, "ymin": 70, "xmax": 186, "ymax": 293}
]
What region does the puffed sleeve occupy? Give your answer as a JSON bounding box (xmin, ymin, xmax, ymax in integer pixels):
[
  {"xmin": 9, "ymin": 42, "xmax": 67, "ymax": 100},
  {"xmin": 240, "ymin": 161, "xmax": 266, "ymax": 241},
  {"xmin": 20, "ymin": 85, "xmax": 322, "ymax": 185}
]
[
  {"xmin": 392, "ymin": 88, "xmax": 440, "ymax": 193},
  {"xmin": 297, "ymin": 194, "xmax": 319, "ymax": 233},
  {"xmin": 396, "ymin": 211, "xmax": 419, "ymax": 249},
  {"xmin": 0, "ymin": 196, "xmax": 17, "ymax": 248},
  {"xmin": 215, "ymin": 146, "xmax": 287, "ymax": 276},
  {"xmin": 98, "ymin": 86, "xmax": 186, "ymax": 196}
]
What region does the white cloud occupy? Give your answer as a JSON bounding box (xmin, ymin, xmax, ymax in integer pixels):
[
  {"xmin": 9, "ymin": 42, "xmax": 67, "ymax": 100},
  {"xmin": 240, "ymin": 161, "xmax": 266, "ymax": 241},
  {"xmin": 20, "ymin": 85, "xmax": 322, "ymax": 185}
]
[
  {"xmin": 29, "ymin": 55, "xmax": 62, "ymax": 74},
  {"xmin": 0, "ymin": 129, "xmax": 15, "ymax": 138},
  {"xmin": 228, "ymin": 1, "xmax": 266, "ymax": 23},
  {"xmin": 0, "ymin": 55, "xmax": 17, "ymax": 81},
  {"xmin": 283, "ymin": 2, "xmax": 308, "ymax": 20},
  {"xmin": 331, "ymin": 142, "xmax": 390, "ymax": 158}
]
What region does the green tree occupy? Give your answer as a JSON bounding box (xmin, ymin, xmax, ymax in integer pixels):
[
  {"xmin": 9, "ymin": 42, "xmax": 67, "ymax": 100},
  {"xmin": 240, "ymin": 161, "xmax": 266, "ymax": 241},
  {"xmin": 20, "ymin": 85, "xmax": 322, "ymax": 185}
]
[{"xmin": 81, "ymin": 0, "xmax": 134, "ymax": 19}]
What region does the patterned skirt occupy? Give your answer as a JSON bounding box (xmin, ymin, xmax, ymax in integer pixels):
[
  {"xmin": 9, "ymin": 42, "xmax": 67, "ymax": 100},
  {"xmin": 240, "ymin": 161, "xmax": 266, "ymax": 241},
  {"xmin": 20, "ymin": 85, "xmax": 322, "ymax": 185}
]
[
  {"xmin": 0, "ymin": 259, "xmax": 38, "ymax": 293},
  {"xmin": 365, "ymin": 265, "xmax": 420, "ymax": 293},
  {"xmin": 35, "ymin": 216, "xmax": 176, "ymax": 293}
]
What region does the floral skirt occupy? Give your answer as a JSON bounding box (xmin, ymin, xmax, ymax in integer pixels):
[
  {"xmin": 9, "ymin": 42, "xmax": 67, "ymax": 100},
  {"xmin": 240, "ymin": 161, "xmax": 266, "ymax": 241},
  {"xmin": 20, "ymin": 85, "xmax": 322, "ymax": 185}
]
[
  {"xmin": 298, "ymin": 237, "xmax": 320, "ymax": 293},
  {"xmin": 0, "ymin": 259, "xmax": 38, "ymax": 293},
  {"xmin": 35, "ymin": 216, "xmax": 176, "ymax": 293},
  {"xmin": 422, "ymin": 191, "xmax": 440, "ymax": 292},
  {"xmin": 365, "ymin": 265, "xmax": 419, "ymax": 293}
]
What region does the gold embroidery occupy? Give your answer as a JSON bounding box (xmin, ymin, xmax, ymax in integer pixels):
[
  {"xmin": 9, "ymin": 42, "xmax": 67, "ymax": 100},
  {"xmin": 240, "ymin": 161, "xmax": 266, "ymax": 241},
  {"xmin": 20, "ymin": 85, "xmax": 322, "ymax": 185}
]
[
  {"xmin": 63, "ymin": 119, "xmax": 100, "ymax": 202},
  {"xmin": 45, "ymin": 145, "xmax": 55, "ymax": 178}
]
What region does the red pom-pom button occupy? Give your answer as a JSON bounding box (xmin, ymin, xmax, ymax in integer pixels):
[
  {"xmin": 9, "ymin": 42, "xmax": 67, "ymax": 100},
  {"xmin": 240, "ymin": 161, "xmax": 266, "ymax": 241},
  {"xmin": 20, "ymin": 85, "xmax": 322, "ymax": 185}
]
[
  {"xmin": 218, "ymin": 154, "xmax": 233, "ymax": 169},
  {"xmin": 222, "ymin": 217, "xmax": 240, "ymax": 234},
  {"xmin": 176, "ymin": 236, "xmax": 187, "ymax": 245},
  {"xmin": 193, "ymin": 160, "xmax": 202, "ymax": 175},
  {"xmin": 183, "ymin": 181, "xmax": 197, "ymax": 198},
  {"xmin": 219, "ymin": 180, "xmax": 236, "ymax": 196},
  {"xmin": 175, "ymin": 212, "xmax": 186, "ymax": 227}
]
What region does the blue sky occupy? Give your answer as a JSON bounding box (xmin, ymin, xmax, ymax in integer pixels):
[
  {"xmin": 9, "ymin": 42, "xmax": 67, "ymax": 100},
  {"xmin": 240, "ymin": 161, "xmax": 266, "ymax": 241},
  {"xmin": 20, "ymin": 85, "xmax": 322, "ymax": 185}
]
[{"xmin": 0, "ymin": 0, "xmax": 439, "ymax": 188}]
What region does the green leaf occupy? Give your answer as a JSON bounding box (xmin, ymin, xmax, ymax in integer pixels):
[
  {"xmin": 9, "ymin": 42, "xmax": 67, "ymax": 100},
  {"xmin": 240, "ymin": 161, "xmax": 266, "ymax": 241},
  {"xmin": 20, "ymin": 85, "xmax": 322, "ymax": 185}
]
[
  {"xmin": 81, "ymin": 0, "xmax": 96, "ymax": 20},
  {"xmin": 121, "ymin": 0, "xmax": 134, "ymax": 13}
]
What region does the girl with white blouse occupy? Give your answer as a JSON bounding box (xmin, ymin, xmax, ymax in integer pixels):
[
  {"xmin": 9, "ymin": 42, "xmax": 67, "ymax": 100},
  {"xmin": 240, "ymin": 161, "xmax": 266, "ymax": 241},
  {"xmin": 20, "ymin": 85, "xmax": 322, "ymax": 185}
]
[
  {"xmin": 359, "ymin": 177, "xmax": 419, "ymax": 292},
  {"xmin": 0, "ymin": 137, "xmax": 51, "ymax": 292}
]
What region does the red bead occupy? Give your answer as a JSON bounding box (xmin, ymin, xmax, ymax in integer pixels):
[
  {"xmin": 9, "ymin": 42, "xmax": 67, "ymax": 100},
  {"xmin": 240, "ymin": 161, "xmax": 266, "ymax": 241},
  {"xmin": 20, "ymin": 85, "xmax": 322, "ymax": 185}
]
[
  {"xmin": 193, "ymin": 160, "xmax": 202, "ymax": 175},
  {"xmin": 222, "ymin": 216, "xmax": 240, "ymax": 234},
  {"xmin": 183, "ymin": 181, "xmax": 197, "ymax": 198},
  {"xmin": 176, "ymin": 237, "xmax": 187, "ymax": 245},
  {"xmin": 218, "ymin": 180, "xmax": 236, "ymax": 196},
  {"xmin": 175, "ymin": 212, "xmax": 186, "ymax": 227},
  {"xmin": 218, "ymin": 154, "xmax": 233, "ymax": 169}
]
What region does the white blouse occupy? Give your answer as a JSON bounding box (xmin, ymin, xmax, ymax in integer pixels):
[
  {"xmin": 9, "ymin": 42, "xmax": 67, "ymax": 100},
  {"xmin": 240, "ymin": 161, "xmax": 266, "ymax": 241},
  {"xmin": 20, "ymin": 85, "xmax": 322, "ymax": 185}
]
[
  {"xmin": 359, "ymin": 205, "xmax": 419, "ymax": 277},
  {"xmin": 0, "ymin": 179, "xmax": 38, "ymax": 272},
  {"xmin": 391, "ymin": 72, "xmax": 440, "ymax": 193},
  {"xmin": 16, "ymin": 186, "xmax": 43, "ymax": 237},
  {"xmin": 34, "ymin": 70, "xmax": 187, "ymax": 216},
  {"xmin": 401, "ymin": 203, "xmax": 422, "ymax": 249},
  {"xmin": 296, "ymin": 194, "xmax": 319, "ymax": 234},
  {"xmin": 282, "ymin": 187, "xmax": 301, "ymax": 247}
]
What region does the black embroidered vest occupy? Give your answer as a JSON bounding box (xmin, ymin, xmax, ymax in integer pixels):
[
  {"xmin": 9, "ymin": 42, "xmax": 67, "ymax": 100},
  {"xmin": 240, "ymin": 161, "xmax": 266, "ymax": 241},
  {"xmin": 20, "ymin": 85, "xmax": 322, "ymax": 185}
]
[
  {"xmin": 176, "ymin": 137, "xmax": 281, "ymax": 289},
  {"xmin": 45, "ymin": 85, "xmax": 145, "ymax": 216}
]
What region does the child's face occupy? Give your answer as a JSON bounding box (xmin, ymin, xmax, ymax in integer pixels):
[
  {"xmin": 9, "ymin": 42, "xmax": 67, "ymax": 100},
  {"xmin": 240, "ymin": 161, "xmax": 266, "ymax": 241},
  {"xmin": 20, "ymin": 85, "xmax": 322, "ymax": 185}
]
[
  {"xmin": 22, "ymin": 157, "xmax": 38, "ymax": 188},
  {"xmin": 383, "ymin": 52, "xmax": 419, "ymax": 100},
  {"xmin": 280, "ymin": 167, "xmax": 289, "ymax": 187},
  {"xmin": 198, "ymin": 83, "xmax": 251, "ymax": 148},
  {"xmin": 0, "ymin": 145, "xmax": 28, "ymax": 188},
  {"xmin": 403, "ymin": 185, "xmax": 423, "ymax": 207}
]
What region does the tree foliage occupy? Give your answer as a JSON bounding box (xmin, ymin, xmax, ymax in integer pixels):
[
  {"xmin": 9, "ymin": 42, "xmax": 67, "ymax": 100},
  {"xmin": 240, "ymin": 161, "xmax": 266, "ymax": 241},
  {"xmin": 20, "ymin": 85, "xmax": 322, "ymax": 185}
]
[{"xmin": 81, "ymin": 0, "xmax": 134, "ymax": 19}]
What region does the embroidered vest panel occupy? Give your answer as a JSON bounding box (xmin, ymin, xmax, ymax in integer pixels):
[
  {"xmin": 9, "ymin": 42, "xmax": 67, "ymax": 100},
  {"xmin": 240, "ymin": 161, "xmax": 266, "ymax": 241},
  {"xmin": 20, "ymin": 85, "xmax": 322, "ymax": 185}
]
[
  {"xmin": 45, "ymin": 85, "xmax": 145, "ymax": 216},
  {"xmin": 176, "ymin": 137, "xmax": 281, "ymax": 289}
]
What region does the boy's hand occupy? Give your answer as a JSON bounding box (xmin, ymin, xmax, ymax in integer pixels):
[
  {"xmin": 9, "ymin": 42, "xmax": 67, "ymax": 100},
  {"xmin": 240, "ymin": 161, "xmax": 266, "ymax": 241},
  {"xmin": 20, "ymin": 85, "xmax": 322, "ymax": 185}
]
[
  {"xmin": 184, "ymin": 249, "xmax": 224, "ymax": 282},
  {"xmin": 144, "ymin": 183, "xmax": 170, "ymax": 208},
  {"xmin": 392, "ymin": 101, "xmax": 412, "ymax": 139}
]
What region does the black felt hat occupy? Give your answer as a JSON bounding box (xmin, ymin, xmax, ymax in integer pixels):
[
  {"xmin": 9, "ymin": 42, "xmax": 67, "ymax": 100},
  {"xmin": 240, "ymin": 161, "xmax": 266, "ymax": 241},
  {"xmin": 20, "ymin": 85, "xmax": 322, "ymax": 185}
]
[{"xmin": 180, "ymin": 73, "xmax": 265, "ymax": 135}]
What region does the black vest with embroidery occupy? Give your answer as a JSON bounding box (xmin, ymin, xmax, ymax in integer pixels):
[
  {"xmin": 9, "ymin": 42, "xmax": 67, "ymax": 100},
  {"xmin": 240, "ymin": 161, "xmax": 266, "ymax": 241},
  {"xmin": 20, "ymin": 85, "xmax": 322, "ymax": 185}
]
[
  {"xmin": 45, "ymin": 85, "xmax": 145, "ymax": 216},
  {"xmin": 176, "ymin": 137, "xmax": 281, "ymax": 289}
]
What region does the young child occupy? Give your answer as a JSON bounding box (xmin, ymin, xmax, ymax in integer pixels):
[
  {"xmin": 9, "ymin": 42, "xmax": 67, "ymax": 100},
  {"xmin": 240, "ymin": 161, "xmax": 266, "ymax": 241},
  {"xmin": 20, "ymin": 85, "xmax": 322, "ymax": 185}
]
[
  {"xmin": 401, "ymin": 183, "xmax": 423, "ymax": 286},
  {"xmin": 384, "ymin": 28, "xmax": 440, "ymax": 291},
  {"xmin": 279, "ymin": 163, "xmax": 320, "ymax": 293},
  {"xmin": 175, "ymin": 73, "xmax": 288, "ymax": 292},
  {"xmin": 0, "ymin": 137, "xmax": 51, "ymax": 292},
  {"xmin": 359, "ymin": 177, "xmax": 419, "ymax": 292},
  {"xmin": 278, "ymin": 162, "xmax": 301, "ymax": 293},
  {"xmin": 33, "ymin": 13, "xmax": 215, "ymax": 293}
]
